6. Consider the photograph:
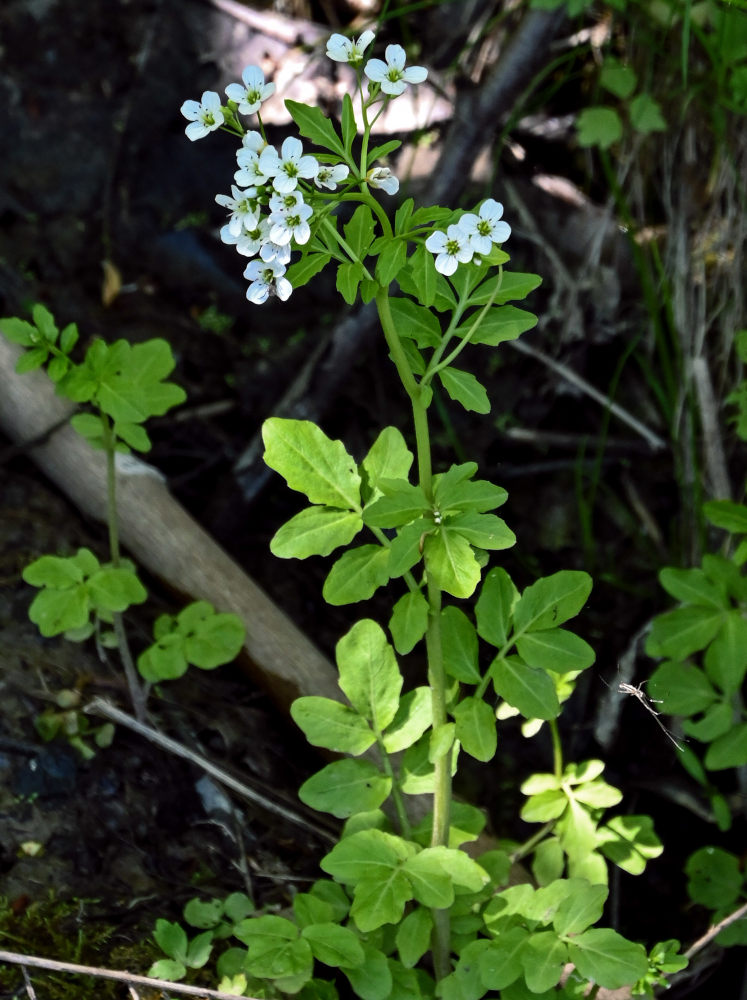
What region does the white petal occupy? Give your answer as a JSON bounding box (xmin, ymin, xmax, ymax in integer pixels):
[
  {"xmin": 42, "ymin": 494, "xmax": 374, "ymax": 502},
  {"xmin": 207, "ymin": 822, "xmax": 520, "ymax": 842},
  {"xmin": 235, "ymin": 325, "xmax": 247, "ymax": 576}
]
[
  {"xmin": 364, "ymin": 58, "xmax": 387, "ymax": 83},
  {"xmin": 357, "ymin": 30, "xmax": 376, "ymax": 51},
  {"xmin": 185, "ymin": 121, "xmax": 208, "ymax": 140},
  {"xmin": 275, "ymin": 278, "xmax": 293, "ymax": 301},
  {"xmin": 281, "ymin": 135, "xmax": 303, "ymax": 161},
  {"xmin": 384, "ymin": 44, "xmax": 406, "ymax": 70},
  {"xmin": 242, "ymin": 65, "xmax": 265, "ymax": 88},
  {"xmin": 425, "ymin": 231, "xmax": 447, "ymax": 253},
  {"xmin": 201, "ymin": 91, "xmax": 222, "ymax": 111},
  {"xmin": 402, "ymin": 65, "xmax": 428, "ymax": 84},
  {"xmin": 180, "ymin": 100, "xmax": 201, "ymax": 120},
  {"xmin": 225, "ymin": 83, "xmax": 245, "ymax": 102}
]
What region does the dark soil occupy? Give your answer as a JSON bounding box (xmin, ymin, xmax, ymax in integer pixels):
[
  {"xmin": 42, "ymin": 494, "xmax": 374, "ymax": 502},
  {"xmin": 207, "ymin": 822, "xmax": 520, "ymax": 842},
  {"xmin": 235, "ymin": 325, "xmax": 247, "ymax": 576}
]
[{"xmin": 0, "ymin": 0, "xmax": 745, "ymax": 997}]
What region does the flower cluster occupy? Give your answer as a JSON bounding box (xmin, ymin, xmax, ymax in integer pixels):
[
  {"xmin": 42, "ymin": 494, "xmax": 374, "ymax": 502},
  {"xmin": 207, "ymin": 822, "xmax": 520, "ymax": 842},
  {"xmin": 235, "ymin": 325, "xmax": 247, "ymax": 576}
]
[
  {"xmin": 180, "ymin": 32, "xmax": 434, "ymax": 304},
  {"xmin": 425, "ymin": 200, "xmax": 511, "ymax": 275}
]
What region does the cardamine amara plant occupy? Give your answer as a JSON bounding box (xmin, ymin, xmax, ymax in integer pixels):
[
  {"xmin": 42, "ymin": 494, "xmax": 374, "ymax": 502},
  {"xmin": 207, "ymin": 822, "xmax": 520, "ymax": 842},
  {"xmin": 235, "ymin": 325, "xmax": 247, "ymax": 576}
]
[{"xmin": 158, "ymin": 28, "xmax": 689, "ymax": 1000}]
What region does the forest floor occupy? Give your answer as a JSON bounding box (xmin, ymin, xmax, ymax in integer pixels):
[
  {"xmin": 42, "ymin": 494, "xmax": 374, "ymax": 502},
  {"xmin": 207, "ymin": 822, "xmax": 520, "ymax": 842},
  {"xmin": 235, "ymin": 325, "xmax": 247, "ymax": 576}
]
[{"xmin": 0, "ymin": 0, "xmax": 745, "ymax": 997}]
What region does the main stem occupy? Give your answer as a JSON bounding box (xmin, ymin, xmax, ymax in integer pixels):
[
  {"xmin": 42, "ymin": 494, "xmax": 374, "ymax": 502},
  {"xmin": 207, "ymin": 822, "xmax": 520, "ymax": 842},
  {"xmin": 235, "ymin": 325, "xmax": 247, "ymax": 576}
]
[
  {"xmin": 375, "ymin": 289, "xmax": 452, "ymax": 981},
  {"xmin": 102, "ymin": 419, "xmax": 147, "ymax": 723}
]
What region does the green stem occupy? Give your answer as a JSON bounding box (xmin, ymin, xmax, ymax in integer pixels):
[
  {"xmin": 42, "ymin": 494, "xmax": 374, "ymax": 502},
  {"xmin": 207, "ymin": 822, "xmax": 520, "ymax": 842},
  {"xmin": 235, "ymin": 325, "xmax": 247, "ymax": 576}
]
[
  {"xmin": 375, "ymin": 286, "xmax": 451, "ymax": 980},
  {"xmin": 510, "ymin": 821, "xmax": 556, "ymax": 864},
  {"xmin": 549, "ymin": 719, "xmax": 563, "ymax": 779},
  {"xmin": 376, "ymin": 738, "xmax": 411, "ymax": 839},
  {"xmin": 102, "ymin": 416, "xmax": 147, "ymax": 723}
]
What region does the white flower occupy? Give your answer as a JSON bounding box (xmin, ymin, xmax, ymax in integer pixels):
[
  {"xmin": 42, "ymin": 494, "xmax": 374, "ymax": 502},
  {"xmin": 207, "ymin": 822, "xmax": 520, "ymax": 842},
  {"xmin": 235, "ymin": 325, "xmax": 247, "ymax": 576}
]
[
  {"xmin": 225, "ymin": 65, "xmax": 275, "ymax": 115},
  {"xmin": 366, "ymin": 166, "xmax": 399, "ymax": 196},
  {"xmin": 242, "ymin": 130, "xmax": 266, "ymax": 152},
  {"xmin": 215, "ymin": 185, "xmax": 260, "ymax": 237},
  {"xmin": 221, "ymin": 218, "xmax": 270, "ymax": 256},
  {"xmin": 235, "ymin": 146, "xmax": 272, "ymax": 188},
  {"xmin": 244, "ymin": 259, "xmax": 292, "ymax": 304},
  {"xmin": 425, "ymin": 224, "xmax": 474, "ymax": 276},
  {"xmin": 314, "ymin": 163, "xmax": 350, "ymax": 190},
  {"xmin": 458, "ymin": 199, "xmax": 511, "ymax": 254},
  {"xmin": 259, "ymin": 136, "xmax": 319, "ymax": 193},
  {"xmin": 269, "ymin": 198, "xmax": 314, "ymax": 246},
  {"xmin": 326, "ymin": 30, "xmax": 376, "ymax": 65},
  {"xmin": 268, "ymin": 190, "xmax": 306, "ymax": 214},
  {"xmin": 364, "ymin": 44, "xmax": 427, "ymax": 96},
  {"xmin": 259, "ymin": 239, "xmax": 292, "ymax": 265},
  {"xmin": 180, "ymin": 91, "xmax": 224, "ymax": 141}
]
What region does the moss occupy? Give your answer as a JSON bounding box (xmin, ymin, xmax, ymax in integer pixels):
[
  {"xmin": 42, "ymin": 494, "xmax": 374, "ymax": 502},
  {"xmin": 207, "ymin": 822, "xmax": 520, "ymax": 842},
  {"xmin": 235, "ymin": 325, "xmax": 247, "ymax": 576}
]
[{"xmin": 0, "ymin": 891, "xmax": 159, "ymax": 1000}]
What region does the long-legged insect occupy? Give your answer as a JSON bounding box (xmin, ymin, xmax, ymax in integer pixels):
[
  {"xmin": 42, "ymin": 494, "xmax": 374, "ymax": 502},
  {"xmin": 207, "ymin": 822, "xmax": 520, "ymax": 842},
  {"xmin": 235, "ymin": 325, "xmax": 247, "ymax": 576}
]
[{"xmin": 617, "ymin": 680, "xmax": 686, "ymax": 752}]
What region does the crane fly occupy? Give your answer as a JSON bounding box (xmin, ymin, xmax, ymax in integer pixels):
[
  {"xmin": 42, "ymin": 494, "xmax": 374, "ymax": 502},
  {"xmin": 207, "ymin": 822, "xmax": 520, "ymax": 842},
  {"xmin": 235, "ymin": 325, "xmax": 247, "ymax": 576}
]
[{"xmin": 617, "ymin": 680, "xmax": 686, "ymax": 752}]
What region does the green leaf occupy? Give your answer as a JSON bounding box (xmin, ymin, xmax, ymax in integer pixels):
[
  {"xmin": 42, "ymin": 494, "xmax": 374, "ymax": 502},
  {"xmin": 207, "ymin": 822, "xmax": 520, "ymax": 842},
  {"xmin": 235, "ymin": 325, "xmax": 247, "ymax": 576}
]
[
  {"xmin": 239, "ymin": 915, "xmax": 313, "ymax": 983},
  {"xmin": 299, "ymin": 758, "xmax": 391, "ymax": 817},
  {"xmin": 685, "ymin": 847, "xmax": 742, "ymax": 908},
  {"xmin": 441, "ymin": 606, "xmax": 480, "ymax": 683},
  {"xmin": 704, "ymin": 500, "xmax": 747, "ymax": 533},
  {"xmin": 520, "ymin": 789, "xmax": 567, "ymax": 823},
  {"xmin": 445, "ymin": 513, "xmax": 515, "ymax": 551},
  {"xmin": 476, "ymin": 567, "xmax": 519, "ymax": 648},
  {"xmin": 85, "ymin": 339, "xmax": 186, "ymax": 423},
  {"xmin": 363, "ymin": 482, "xmax": 430, "ymax": 528},
  {"xmin": 88, "ymin": 567, "xmax": 147, "ymax": 613},
  {"xmin": 645, "ymin": 606, "xmax": 725, "ymax": 659},
  {"xmin": 138, "ymin": 635, "xmax": 188, "ymax": 682},
  {"xmin": 577, "ymin": 107, "xmax": 624, "ymax": 148},
  {"xmin": 648, "ymin": 660, "xmax": 718, "ymax": 715},
  {"xmin": 376, "ymin": 240, "xmax": 407, "ymax": 286},
  {"xmin": 683, "ymin": 701, "xmax": 733, "ymax": 741},
  {"xmin": 262, "ymin": 417, "xmax": 361, "ymax": 509},
  {"xmin": 186, "ymin": 930, "xmax": 214, "ymax": 969},
  {"xmin": 454, "ymin": 305, "xmax": 538, "ymax": 346},
  {"xmin": 28, "ymin": 586, "xmax": 90, "ymax": 637},
  {"xmin": 402, "ymin": 243, "xmax": 439, "ymax": 309},
  {"xmin": 478, "ymin": 928, "xmax": 528, "ymax": 990},
  {"xmin": 60, "ymin": 322, "xmax": 79, "ymax": 354},
  {"xmin": 285, "ymin": 253, "xmax": 332, "ymax": 289},
  {"xmin": 181, "ymin": 605, "xmax": 245, "ymax": 669},
  {"xmin": 148, "ymin": 958, "xmax": 186, "ymax": 981},
  {"xmin": 345, "ymin": 205, "xmax": 376, "ymax": 259},
  {"xmin": 424, "ymin": 529, "xmax": 481, "ymax": 598},
  {"xmin": 0, "ymin": 316, "xmax": 36, "ymax": 346},
  {"xmin": 271, "ymin": 506, "xmax": 363, "ymax": 559},
  {"xmin": 154, "ymin": 919, "xmax": 188, "ymax": 963},
  {"xmin": 520, "ymin": 932, "xmax": 567, "ymax": 992},
  {"xmin": 467, "ymin": 272, "xmax": 542, "ymax": 307},
  {"xmin": 321, "ymin": 828, "xmax": 414, "ymax": 884},
  {"xmin": 32, "ymin": 303, "xmax": 58, "ymax": 341},
  {"xmin": 551, "ymin": 882, "xmax": 607, "ymax": 935},
  {"xmin": 396, "ymin": 907, "xmax": 432, "ymax": 968},
  {"xmin": 596, "ymin": 815, "xmax": 663, "ymax": 875},
  {"xmin": 361, "ymin": 427, "xmax": 414, "ymax": 502},
  {"xmin": 704, "ymin": 611, "xmax": 747, "ymax": 694},
  {"xmin": 183, "ymin": 898, "xmax": 224, "ymax": 929},
  {"xmin": 515, "ymin": 628, "xmax": 595, "ymax": 673},
  {"xmin": 23, "ymin": 554, "xmax": 85, "ymax": 588},
  {"xmin": 658, "ymin": 567, "xmax": 726, "ymax": 609},
  {"xmin": 704, "ymin": 722, "xmax": 747, "ymax": 769},
  {"xmin": 434, "ymin": 468, "xmax": 508, "ymax": 514},
  {"xmin": 514, "ymin": 571, "xmax": 593, "ymax": 633},
  {"xmin": 438, "ymin": 367, "xmax": 490, "ymax": 414},
  {"xmin": 629, "ymin": 93, "xmax": 666, "ymax": 133},
  {"xmin": 341, "ymin": 93, "xmax": 357, "ymax": 153},
  {"xmin": 301, "ymin": 923, "xmax": 365, "ymax": 969},
  {"xmin": 336, "ymin": 619, "xmax": 402, "ymax": 730},
  {"xmin": 16, "ymin": 347, "xmax": 49, "ymax": 373},
  {"xmin": 337, "ymin": 260, "xmax": 364, "ymax": 305},
  {"xmin": 390, "ymin": 590, "xmax": 429, "ymax": 654},
  {"xmin": 401, "ymin": 732, "xmax": 458, "ymax": 794},
  {"xmin": 324, "ymin": 544, "xmax": 390, "ymax": 605},
  {"xmin": 291, "ymin": 697, "xmax": 375, "ymax": 755},
  {"xmin": 286, "ymin": 99, "xmax": 345, "ymax": 156},
  {"xmin": 453, "ymin": 696, "xmax": 497, "ymax": 761},
  {"xmin": 402, "ymin": 851, "xmax": 454, "ymax": 908},
  {"xmin": 600, "ymin": 59, "xmax": 637, "ymax": 98},
  {"xmin": 388, "ymin": 520, "xmax": 427, "ymax": 578},
  {"xmin": 389, "ymin": 297, "xmax": 442, "ymax": 348},
  {"xmin": 491, "ymin": 655, "xmax": 560, "ymax": 720},
  {"xmin": 344, "ymin": 944, "xmax": 393, "ymax": 1000},
  {"xmin": 565, "ymin": 929, "xmax": 649, "ymax": 988},
  {"xmin": 382, "ymin": 687, "xmax": 432, "ymax": 753},
  {"xmin": 352, "ymin": 874, "xmax": 412, "ymax": 931},
  {"xmin": 115, "ymin": 420, "xmax": 151, "ymax": 452}
]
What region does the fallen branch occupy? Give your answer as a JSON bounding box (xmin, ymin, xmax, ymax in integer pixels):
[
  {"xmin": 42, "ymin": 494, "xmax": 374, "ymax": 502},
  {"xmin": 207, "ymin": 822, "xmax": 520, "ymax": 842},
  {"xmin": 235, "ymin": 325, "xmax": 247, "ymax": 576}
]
[{"xmin": 0, "ymin": 949, "xmax": 252, "ymax": 1000}]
